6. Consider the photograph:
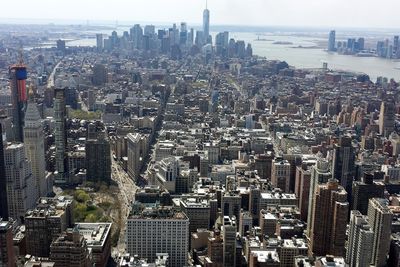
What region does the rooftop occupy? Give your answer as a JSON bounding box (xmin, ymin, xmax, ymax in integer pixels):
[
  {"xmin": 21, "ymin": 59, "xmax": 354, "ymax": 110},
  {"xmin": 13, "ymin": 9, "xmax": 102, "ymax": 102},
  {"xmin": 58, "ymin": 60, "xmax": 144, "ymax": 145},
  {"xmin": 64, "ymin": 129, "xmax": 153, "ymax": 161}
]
[{"xmin": 75, "ymin": 222, "xmax": 112, "ymax": 248}]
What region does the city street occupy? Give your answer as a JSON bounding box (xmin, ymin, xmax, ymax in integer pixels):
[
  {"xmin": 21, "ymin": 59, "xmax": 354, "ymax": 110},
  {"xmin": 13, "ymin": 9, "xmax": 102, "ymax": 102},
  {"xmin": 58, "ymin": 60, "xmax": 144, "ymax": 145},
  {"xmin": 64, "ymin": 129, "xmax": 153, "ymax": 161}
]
[{"xmin": 111, "ymin": 157, "xmax": 137, "ymax": 256}]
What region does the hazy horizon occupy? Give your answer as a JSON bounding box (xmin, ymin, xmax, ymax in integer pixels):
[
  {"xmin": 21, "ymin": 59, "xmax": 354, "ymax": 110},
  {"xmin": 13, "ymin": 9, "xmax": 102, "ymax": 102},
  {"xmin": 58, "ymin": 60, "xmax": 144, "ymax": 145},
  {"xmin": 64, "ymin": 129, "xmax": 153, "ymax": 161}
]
[{"xmin": 0, "ymin": 0, "xmax": 400, "ymax": 30}]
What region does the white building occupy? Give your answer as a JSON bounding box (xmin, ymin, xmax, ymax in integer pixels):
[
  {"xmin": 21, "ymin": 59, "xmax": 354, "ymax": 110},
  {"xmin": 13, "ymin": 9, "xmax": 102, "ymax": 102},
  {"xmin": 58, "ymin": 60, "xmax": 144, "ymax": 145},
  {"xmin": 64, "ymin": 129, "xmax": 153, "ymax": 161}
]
[
  {"xmin": 5, "ymin": 143, "xmax": 37, "ymax": 221},
  {"xmin": 155, "ymin": 141, "xmax": 175, "ymax": 161},
  {"xmin": 155, "ymin": 157, "xmax": 179, "ymax": 193},
  {"xmin": 24, "ymin": 101, "xmax": 48, "ymax": 197},
  {"xmin": 381, "ymin": 164, "xmax": 400, "ymax": 182},
  {"xmin": 127, "ymin": 133, "xmax": 141, "ymax": 180},
  {"xmin": 345, "ymin": 210, "xmax": 373, "ymax": 267},
  {"xmin": 126, "ymin": 205, "xmax": 189, "ymax": 267}
]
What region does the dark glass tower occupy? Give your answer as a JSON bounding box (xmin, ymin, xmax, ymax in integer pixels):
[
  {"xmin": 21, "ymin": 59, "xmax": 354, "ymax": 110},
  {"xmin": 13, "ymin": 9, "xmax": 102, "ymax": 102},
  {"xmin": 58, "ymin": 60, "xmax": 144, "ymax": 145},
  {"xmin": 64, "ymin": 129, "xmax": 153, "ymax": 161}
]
[
  {"xmin": 0, "ymin": 124, "xmax": 8, "ymax": 219},
  {"xmin": 9, "ymin": 64, "xmax": 28, "ymax": 142}
]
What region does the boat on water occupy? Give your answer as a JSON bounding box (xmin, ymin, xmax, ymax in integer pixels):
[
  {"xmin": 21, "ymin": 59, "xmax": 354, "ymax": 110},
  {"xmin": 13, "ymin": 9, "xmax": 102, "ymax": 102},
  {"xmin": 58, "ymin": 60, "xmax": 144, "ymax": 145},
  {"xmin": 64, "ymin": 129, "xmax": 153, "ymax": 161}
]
[{"xmin": 356, "ymin": 52, "xmax": 376, "ymax": 57}]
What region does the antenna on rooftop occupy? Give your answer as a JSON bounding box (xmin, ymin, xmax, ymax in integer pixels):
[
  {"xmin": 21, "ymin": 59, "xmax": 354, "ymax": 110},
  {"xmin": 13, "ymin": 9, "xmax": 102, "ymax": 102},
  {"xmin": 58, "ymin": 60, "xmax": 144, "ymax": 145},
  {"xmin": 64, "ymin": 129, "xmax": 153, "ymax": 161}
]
[{"xmin": 18, "ymin": 47, "xmax": 24, "ymax": 65}]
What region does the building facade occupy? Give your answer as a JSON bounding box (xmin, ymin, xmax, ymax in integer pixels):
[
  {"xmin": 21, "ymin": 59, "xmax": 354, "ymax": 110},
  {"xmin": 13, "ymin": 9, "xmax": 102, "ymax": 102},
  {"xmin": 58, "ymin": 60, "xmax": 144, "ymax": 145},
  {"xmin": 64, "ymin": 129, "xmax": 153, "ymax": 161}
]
[
  {"xmin": 126, "ymin": 205, "xmax": 189, "ymax": 267},
  {"xmin": 346, "ymin": 210, "xmax": 373, "ymax": 267},
  {"xmin": 24, "ymin": 100, "xmax": 47, "ymax": 197},
  {"xmin": 5, "ymin": 143, "xmax": 37, "ymax": 222},
  {"xmin": 309, "ymin": 179, "xmax": 348, "ymax": 257}
]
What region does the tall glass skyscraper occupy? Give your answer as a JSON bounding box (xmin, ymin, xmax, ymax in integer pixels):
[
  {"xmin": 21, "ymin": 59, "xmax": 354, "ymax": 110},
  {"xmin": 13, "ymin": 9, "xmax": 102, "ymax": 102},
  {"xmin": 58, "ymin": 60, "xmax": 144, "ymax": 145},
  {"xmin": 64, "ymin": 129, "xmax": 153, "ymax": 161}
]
[
  {"xmin": 0, "ymin": 124, "xmax": 8, "ymax": 219},
  {"xmin": 203, "ymin": 3, "xmax": 210, "ymax": 44},
  {"xmin": 328, "ymin": 30, "xmax": 336, "ymax": 51},
  {"xmin": 9, "ymin": 63, "xmax": 28, "ymax": 142}
]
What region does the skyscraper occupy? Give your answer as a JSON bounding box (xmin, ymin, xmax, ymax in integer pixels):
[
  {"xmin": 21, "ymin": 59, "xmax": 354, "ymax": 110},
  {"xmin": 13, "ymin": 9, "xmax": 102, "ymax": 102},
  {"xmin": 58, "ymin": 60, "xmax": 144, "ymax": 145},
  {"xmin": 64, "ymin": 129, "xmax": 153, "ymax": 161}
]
[
  {"xmin": 203, "ymin": 2, "xmax": 210, "ymax": 45},
  {"xmin": 379, "ymin": 98, "xmax": 396, "ymax": 138},
  {"xmin": 0, "ymin": 219, "xmax": 15, "ymax": 267},
  {"xmin": 332, "ymin": 136, "xmax": 356, "ymax": 198},
  {"xmin": 368, "ymin": 198, "xmax": 393, "ymax": 267},
  {"xmin": 345, "ymin": 210, "xmax": 373, "ymax": 267},
  {"xmin": 9, "ymin": 63, "xmax": 28, "ymax": 142},
  {"xmin": 54, "ymin": 88, "xmax": 68, "ymax": 184},
  {"xmin": 328, "ymin": 30, "xmax": 336, "ymax": 52},
  {"xmin": 126, "ymin": 204, "xmax": 189, "ymax": 267},
  {"xmin": 5, "ymin": 143, "xmax": 37, "ymax": 222},
  {"xmin": 92, "ymin": 64, "xmax": 107, "ymax": 86},
  {"xmin": 85, "ymin": 133, "xmax": 111, "ymax": 184},
  {"xmin": 394, "ymin": 35, "xmax": 400, "ymax": 58},
  {"xmin": 131, "ymin": 24, "xmax": 143, "ymax": 49},
  {"xmin": 25, "ymin": 196, "xmax": 74, "ymax": 257},
  {"xmin": 24, "ymin": 99, "xmax": 47, "ymax": 197},
  {"xmin": 351, "ymin": 172, "xmax": 385, "ymax": 215},
  {"xmin": 222, "ymin": 216, "xmax": 236, "ymax": 267},
  {"xmin": 215, "ymin": 31, "xmax": 229, "ymax": 57},
  {"xmin": 127, "ymin": 133, "xmax": 141, "ymax": 181},
  {"xmin": 306, "ymin": 158, "xmax": 332, "ymax": 237},
  {"xmin": 96, "ymin": 33, "xmax": 103, "ymax": 51},
  {"xmin": 0, "ymin": 124, "xmax": 8, "ymax": 220},
  {"xmin": 309, "ymin": 179, "xmax": 348, "ymax": 257}
]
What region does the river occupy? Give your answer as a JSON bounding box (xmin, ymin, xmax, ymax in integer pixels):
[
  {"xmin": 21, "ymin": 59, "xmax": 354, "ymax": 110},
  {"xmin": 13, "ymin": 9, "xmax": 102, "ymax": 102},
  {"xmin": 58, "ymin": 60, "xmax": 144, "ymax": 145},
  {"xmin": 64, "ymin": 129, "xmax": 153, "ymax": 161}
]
[{"xmin": 37, "ymin": 30, "xmax": 400, "ymax": 81}]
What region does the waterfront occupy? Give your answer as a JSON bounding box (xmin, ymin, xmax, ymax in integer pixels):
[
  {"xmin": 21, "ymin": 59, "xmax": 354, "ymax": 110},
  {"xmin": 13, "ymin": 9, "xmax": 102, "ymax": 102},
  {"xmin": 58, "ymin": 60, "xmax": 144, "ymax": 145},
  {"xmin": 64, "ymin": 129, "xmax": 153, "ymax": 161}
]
[{"xmin": 39, "ymin": 29, "xmax": 400, "ymax": 81}]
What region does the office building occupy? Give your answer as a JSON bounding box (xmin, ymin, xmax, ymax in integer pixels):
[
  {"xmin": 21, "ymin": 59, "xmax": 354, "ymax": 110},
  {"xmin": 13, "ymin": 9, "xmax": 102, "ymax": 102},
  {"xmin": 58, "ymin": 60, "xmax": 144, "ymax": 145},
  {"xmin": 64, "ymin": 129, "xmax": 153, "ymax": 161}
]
[
  {"xmin": 0, "ymin": 124, "xmax": 8, "ymax": 220},
  {"xmin": 155, "ymin": 157, "xmax": 179, "ymax": 193},
  {"xmin": 345, "ymin": 210, "xmax": 373, "ymax": 267},
  {"xmin": 239, "ymin": 211, "xmax": 252, "ymax": 237},
  {"xmin": 5, "ymin": 143, "xmax": 37, "ymax": 222},
  {"xmin": 249, "ymin": 187, "xmax": 261, "ymax": 225},
  {"xmin": 295, "ymin": 163, "xmax": 313, "ymax": 222},
  {"xmin": 260, "ymin": 210, "xmax": 277, "ymax": 238},
  {"xmin": 25, "ymin": 197, "xmax": 74, "ymax": 257},
  {"xmin": 50, "ymin": 228, "xmax": 92, "ymax": 267},
  {"xmin": 127, "ymin": 133, "xmax": 141, "ymax": 180},
  {"xmin": 332, "ymin": 136, "xmax": 356, "ymax": 197},
  {"xmin": 254, "ymin": 152, "xmax": 274, "ymax": 180},
  {"xmin": 75, "ymin": 223, "xmax": 112, "ymax": 267},
  {"xmin": 351, "ymin": 172, "xmax": 385, "ymax": 215},
  {"xmin": 0, "ymin": 219, "xmax": 15, "ymax": 267},
  {"xmin": 315, "ymin": 256, "xmax": 345, "ymax": 267},
  {"xmin": 221, "ymin": 193, "xmax": 241, "ymax": 225},
  {"xmin": 24, "ymin": 99, "xmax": 47, "ymax": 197},
  {"xmin": 96, "ymin": 34, "xmax": 103, "ymax": 51},
  {"xmin": 131, "ymin": 24, "xmax": 143, "ymax": 49},
  {"xmin": 203, "ymin": 5, "xmax": 210, "ymax": 44},
  {"xmin": 328, "ymin": 30, "xmax": 336, "ymax": 51},
  {"xmin": 177, "ymin": 198, "xmax": 210, "ymax": 234},
  {"xmin": 9, "ymin": 63, "xmax": 28, "ymax": 142},
  {"xmin": 222, "ymin": 216, "xmax": 236, "ymax": 267},
  {"xmin": 271, "ymin": 158, "xmax": 291, "ymax": 193},
  {"xmin": 206, "ymin": 230, "xmax": 224, "ymax": 265},
  {"xmin": 92, "ymin": 64, "xmax": 107, "ymax": 86},
  {"xmin": 126, "ymin": 204, "xmax": 189, "ymax": 267},
  {"xmin": 56, "ymin": 39, "xmax": 66, "ymax": 52},
  {"xmin": 54, "ymin": 88, "xmax": 68, "ymax": 184},
  {"xmin": 379, "ymin": 98, "xmax": 396, "ymax": 138},
  {"xmin": 388, "ymin": 233, "xmax": 400, "ymax": 267},
  {"xmin": 85, "ymin": 134, "xmax": 111, "ymax": 184},
  {"xmin": 215, "ymin": 31, "xmax": 229, "ymax": 56},
  {"xmin": 309, "ymin": 179, "xmax": 348, "ymax": 257},
  {"xmin": 368, "ymin": 198, "xmax": 393, "ymax": 267}
]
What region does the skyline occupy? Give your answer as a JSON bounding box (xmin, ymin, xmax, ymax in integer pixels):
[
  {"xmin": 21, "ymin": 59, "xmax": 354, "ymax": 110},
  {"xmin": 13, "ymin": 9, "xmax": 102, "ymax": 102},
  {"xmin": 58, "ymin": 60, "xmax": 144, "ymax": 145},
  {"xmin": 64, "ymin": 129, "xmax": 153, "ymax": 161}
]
[{"xmin": 0, "ymin": 0, "xmax": 400, "ymax": 29}]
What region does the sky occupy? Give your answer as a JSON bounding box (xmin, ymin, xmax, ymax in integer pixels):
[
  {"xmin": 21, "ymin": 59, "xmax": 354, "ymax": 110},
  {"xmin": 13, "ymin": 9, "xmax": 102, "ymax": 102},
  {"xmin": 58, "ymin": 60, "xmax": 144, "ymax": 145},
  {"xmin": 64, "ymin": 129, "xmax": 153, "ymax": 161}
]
[{"xmin": 0, "ymin": 0, "xmax": 400, "ymax": 29}]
